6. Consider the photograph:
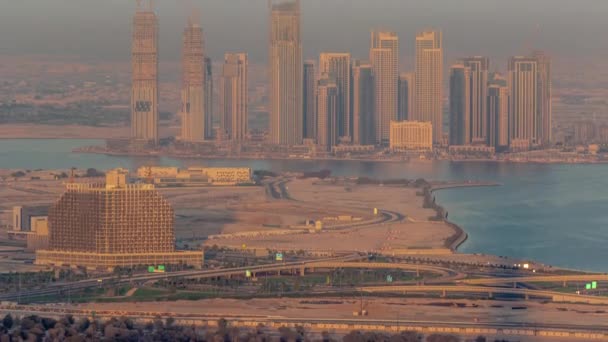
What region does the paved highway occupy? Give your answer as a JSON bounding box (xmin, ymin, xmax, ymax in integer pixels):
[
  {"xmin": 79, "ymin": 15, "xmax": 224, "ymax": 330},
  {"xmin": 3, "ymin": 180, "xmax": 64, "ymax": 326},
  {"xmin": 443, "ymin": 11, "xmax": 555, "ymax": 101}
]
[
  {"xmin": 358, "ymin": 285, "xmax": 608, "ymax": 304},
  {"xmin": 463, "ymin": 274, "xmax": 608, "ymax": 285}
]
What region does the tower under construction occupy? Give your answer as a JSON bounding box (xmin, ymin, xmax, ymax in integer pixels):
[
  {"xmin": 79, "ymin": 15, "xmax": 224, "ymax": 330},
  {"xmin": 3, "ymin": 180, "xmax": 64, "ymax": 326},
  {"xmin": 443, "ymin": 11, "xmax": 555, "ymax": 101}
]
[
  {"xmin": 180, "ymin": 14, "xmax": 207, "ymax": 142},
  {"xmin": 131, "ymin": 1, "xmax": 159, "ymax": 145}
]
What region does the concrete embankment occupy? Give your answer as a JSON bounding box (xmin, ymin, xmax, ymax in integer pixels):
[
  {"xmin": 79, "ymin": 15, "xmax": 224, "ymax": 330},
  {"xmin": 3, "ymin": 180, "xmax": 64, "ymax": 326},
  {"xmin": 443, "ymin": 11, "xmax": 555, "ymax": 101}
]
[{"xmin": 427, "ymin": 182, "xmax": 500, "ymax": 251}]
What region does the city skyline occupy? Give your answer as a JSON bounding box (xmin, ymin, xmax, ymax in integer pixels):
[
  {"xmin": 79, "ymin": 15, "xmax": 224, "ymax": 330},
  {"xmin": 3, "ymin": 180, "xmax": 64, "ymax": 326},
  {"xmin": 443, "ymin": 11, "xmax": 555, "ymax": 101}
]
[{"xmin": 126, "ymin": 0, "xmax": 553, "ymax": 152}]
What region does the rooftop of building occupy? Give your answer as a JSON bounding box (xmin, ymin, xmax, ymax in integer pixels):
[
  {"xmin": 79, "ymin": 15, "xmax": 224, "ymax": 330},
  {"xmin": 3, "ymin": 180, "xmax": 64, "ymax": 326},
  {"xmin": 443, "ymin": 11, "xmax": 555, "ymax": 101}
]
[
  {"xmin": 65, "ymin": 168, "xmax": 155, "ymax": 192},
  {"xmin": 271, "ymin": 1, "xmax": 299, "ymax": 12}
]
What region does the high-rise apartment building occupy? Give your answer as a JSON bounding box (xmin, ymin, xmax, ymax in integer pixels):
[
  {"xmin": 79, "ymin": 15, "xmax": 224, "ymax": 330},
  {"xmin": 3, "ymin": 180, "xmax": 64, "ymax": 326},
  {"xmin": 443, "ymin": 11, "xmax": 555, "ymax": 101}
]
[
  {"xmin": 389, "ymin": 121, "xmax": 433, "ymax": 151},
  {"xmin": 179, "ymin": 17, "xmax": 206, "ymax": 142},
  {"xmin": 316, "ymin": 77, "xmax": 339, "ymax": 152},
  {"xmin": 319, "ymin": 53, "xmax": 351, "ymax": 140},
  {"xmin": 487, "ymin": 74, "xmax": 509, "ymax": 150},
  {"xmin": 449, "ymin": 64, "xmax": 471, "ymax": 146},
  {"xmin": 36, "ymin": 169, "xmax": 203, "ymax": 269},
  {"xmin": 352, "ymin": 60, "xmax": 375, "ymax": 145},
  {"xmin": 462, "ymin": 57, "xmax": 489, "ymax": 144},
  {"xmin": 370, "ymin": 30, "xmax": 399, "ymax": 145},
  {"xmin": 220, "ymin": 53, "xmax": 248, "ymax": 142},
  {"xmin": 398, "ymin": 73, "xmax": 414, "ymax": 121},
  {"xmin": 204, "ymin": 57, "xmax": 214, "ymax": 139},
  {"xmin": 414, "ymin": 30, "xmax": 443, "ymax": 144},
  {"xmin": 269, "ymin": 0, "xmax": 303, "ymax": 145},
  {"xmin": 131, "ymin": 3, "xmax": 159, "ymax": 144},
  {"xmin": 533, "ymin": 51, "xmax": 552, "ymax": 146},
  {"xmin": 508, "ymin": 56, "xmax": 538, "ymax": 146},
  {"xmin": 303, "ymin": 60, "xmax": 317, "ymax": 139}
]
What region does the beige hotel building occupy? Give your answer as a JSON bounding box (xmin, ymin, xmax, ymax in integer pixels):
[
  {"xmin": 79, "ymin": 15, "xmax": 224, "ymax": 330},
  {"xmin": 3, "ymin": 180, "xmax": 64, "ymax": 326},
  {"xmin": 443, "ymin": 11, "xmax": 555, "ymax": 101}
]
[{"xmin": 389, "ymin": 121, "xmax": 433, "ymax": 151}]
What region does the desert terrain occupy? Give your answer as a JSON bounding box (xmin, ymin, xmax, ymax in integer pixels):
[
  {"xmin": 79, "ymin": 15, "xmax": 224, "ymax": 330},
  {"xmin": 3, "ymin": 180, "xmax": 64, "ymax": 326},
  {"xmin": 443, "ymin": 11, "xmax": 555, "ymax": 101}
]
[
  {"xmin": 0, "ymin": 170, "xmax": 459, "ymax": 266},
  {"xmin": 203, "ymin": 178, "xmax": 456, "ymax": 254}
]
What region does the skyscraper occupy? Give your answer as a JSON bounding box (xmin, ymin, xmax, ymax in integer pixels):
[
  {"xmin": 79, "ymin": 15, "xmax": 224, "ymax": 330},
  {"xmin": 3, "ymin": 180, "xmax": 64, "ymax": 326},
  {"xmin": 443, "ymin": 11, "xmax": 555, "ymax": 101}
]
[
  {"xmin": 204, "ymin": 57, "xmax": 214, "ymax": 139},
  {"xmin": 370, "ymin": 30, "xmax": 398, "ymax": 145},
  {"xmin": 508, "ymin": 56, "xmax": 538, "ymax": 146},
  {"xmin": 449, "ymin": 64, "xmax": 471, "ymax": 146},
  {"xmin": 533, "ymin": 51, "xmax": 552, "ymax": 146},
  {"xmin": 131, "ymin": 2, "xmax": 159, "ymax": 144},
  {"xmin": 487, "ymin": 74, "xmax": 509, "ymax": 150},
  {"xmin": 316, "ymin": 76, "xmax": 339, "ymax": 152},
  {"xmin": 179, "ymin": 16, "xmax": 206, "ymax": 142},
  {"xmin": 398, "ymin": 73, "xmax": 414, "ymax": 121},
  {"xmin": 303, "ymin": 60, "xmax": 317, "ymax": 139},
  {"xmin": 220, "ymin": 53, "xmax": 248, "ymax": 142},
  {"xmin": 352, "ymin": 60, "xmax": 375, "ymax": 145},
  {"xmin": 462, "ymin": 57, "xmax": 489, "ymax": 145},
  {"xmin": 414, "ymin": 30, "xmax": 443, "ymax": 144},
  {"xmin": 269, "ymin": 0, "xmax": 303, "ymax": 145},
  {"xmin": 319, "ymin": 53, "xmax": 351, "ymax": 140}
]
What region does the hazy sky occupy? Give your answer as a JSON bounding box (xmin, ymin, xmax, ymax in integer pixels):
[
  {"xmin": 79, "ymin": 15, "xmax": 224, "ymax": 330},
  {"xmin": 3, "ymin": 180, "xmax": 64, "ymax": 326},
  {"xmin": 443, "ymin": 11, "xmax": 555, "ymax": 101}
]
[{"xmin": 0, "ymin": 0, "xmax": 606, "ymax": 68}]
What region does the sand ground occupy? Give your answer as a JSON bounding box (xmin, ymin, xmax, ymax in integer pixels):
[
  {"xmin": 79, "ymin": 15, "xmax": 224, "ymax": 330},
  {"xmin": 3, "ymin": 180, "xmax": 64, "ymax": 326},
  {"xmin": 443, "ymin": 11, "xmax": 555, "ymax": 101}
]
[
  {"xmin": 0, "ymin": 173, "xmax": 458, "ymax": 269},
  {"xmin": 205, "ymin": 179, "xmax": 455, "ymax": 253},
  {"xmin": 0, "ymin": 174, "xmax": 371, "ymax": 245}
]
